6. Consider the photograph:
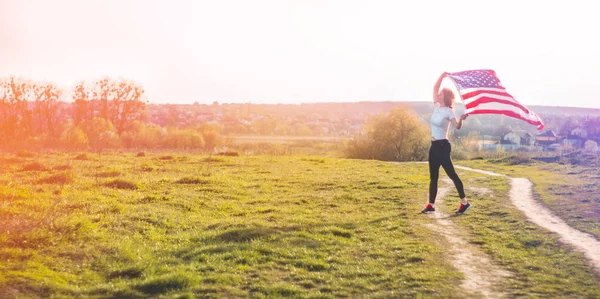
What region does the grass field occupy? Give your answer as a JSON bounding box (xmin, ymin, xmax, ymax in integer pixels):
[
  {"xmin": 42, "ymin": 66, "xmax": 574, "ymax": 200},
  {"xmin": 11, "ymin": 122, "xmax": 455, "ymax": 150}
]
[
  {"xmin": 460, "ymin": 154, "xmax": 600, "ymax": 239},
  {"xmin": 1, "ymin": 152, "xmax": 599, "ymax": 298}
]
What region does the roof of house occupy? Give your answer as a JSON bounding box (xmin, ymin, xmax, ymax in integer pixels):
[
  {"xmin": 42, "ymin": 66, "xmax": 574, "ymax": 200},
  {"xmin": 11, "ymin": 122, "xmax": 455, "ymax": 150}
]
[
  {"xmin": 500, "ymin": 139, "xmax": 518, "ymax": 145},
  {"xmin": 566, "ymin": 134, "xmax": 586, "ymax": 140},
  {"xmin": 538, "ymin": 130, "xmax": 558, "ymax": 137},
  {"xmin": 504, "ymin": 130, "xmax": 533, "ymax": 139}
]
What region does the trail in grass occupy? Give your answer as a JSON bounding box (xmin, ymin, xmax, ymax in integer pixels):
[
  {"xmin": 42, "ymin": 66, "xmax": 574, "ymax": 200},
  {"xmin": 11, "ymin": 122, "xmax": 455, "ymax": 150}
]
[
  {"xmin": 455, "ymin": 165, "xmax": 600, "ymax": 273},
  {"xmin": 424, "ymin": 179, "xmax": 511, "ymax": 298}
]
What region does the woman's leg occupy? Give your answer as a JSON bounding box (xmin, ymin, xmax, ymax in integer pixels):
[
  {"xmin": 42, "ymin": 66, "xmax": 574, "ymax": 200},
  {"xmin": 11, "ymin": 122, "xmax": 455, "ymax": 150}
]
[
  {"xmin": 439, "ymin": 143, "xmax": 466, "ymax": 201},
  {"xmin": 428, "ymin": 144, "xmax": 441, "ymax": 204}
]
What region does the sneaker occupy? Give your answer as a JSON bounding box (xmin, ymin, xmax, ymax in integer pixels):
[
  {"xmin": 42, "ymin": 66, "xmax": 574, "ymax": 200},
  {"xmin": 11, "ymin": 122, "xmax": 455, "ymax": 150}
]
[
  {"xmin": 455, "ymin": 203, "xmax": 472, "ymax": 215},
  {"xmin": 421, "ymin": 204, "xmax": 435, "ymax": 214}
]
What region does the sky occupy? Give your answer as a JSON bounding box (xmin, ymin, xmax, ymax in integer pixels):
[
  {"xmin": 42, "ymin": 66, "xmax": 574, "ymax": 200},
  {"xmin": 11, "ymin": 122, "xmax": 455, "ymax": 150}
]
[{"xmin": 1, "ymin": 0, "xmax": 599, "ymax": 108}]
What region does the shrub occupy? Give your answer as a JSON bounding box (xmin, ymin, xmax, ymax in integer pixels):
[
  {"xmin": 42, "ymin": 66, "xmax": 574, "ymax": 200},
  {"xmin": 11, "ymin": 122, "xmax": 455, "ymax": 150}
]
[
  {"xmin": 584, "ymin": 140, "xmax": 598, "ymax": 153},
  {"xmin": 136, "ymin": 152, "xmax": 146, "ymax": 157},
  {"xmin": 16, "ymin": 150, "xmax": 36, "ymax": 158},
  {"xmin": 104, "ymin": 179, "xmax": 138, "ymax": 190},
  {"xmin": 202, "ymin": 131, "xmax": 220, "ymax": 149},
  {"xmin": 162, "ymin": 128, "xmax": 205, "ymax": 149},
  {"xmin": 78, "ymin": 118, "xmax": 121, "ymax": 150},
  {"xmin": 202, "ymin": 157, "xmax": 224, "ymax": 163},
  {"xmin": 21, "ymin": 162, "xmax": 48, "ymax": 172},
  {"xmin": 217, "ymin": 151, "xmax": 240, "ymax": 157},
  {"xmin": 38, "ymin": 172, "xmax": 74, "ymax": 184},
  {"xmin": 53, "ymin": 164, "xmax": 72, "ymax": 170},
  {"xmin": 60, "ymin": 127, "xmax": 89, "ymax": 151},
  {"xmin": 120, "ymin": 121, "xmax": 163, "ymax": 149},
  {"xmin": 345, "ymin": 106, "xmax": 429, "ymax": 161},
  {"xmin": 175, "ymin": 177, "xmax": 210, "ymax": 185},
  {"xmin": 74, "ymin": 153, "xmax": 90, "ymax": 160},
  {"xmin": 97, "ymin": 171, "xmax": 121, "ymax": 178}
]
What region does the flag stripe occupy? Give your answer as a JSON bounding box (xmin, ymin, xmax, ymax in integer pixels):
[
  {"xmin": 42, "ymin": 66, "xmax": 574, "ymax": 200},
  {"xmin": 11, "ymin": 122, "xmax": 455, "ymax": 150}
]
[
  {"xmin": 459, "ymin": 87, "xmax": 507, "ymax": 94},
  {"xmin": 461, "ymin": 89, "xmax": 513, "ymax": 101},
  {"xmin": 464, "ymin": 96, "xmax": 531, "ymax": 114},
  {"xmin": 465, "ymin": 109, "xmax": 544, "ymax": 129},
  {"xmin": 448, "ymin": 69, "xmax": 544, "ymax": 130},
  {"xmin": 465, "ymin": 101, "xmax": 543, "ymax": 127},
  {"xmin": 465, "ymin": 101, "xmax": 538, "ymax": 119}
]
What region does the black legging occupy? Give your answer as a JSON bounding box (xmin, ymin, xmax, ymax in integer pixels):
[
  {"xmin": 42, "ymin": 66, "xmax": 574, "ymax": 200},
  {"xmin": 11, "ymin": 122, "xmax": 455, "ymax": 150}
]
[{"xmin": 428, "ymin": 139, "xmax": 465, "ymax": 203}]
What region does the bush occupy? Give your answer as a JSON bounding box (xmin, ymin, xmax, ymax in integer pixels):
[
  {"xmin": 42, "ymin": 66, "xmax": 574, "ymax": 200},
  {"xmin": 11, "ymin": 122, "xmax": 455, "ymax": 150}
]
[
  {"xmin": 136, "ymin": 152, "xmax": 146, "ymax": 157},
  {"xmin": 162, "ymin": 128, "xmax": 205, "ymax": 149},
  {"xmin": 104, "ymin": 179, "xmax": 138, "ymax": 190},
  {"xmin": 38, "ymin": 172, "xmax": 74, "ymax": 184},
  {"xmin": 97, "ymin": 171, "xmax": 121, "ymax": 178},
  {"xmin": 345, "ymin": 106, "xmax": 429, "ymax": 161},
  {"xmin": 74, "ymin": 153, "xmax": 90, "ymax": 160},
  {"xmin": 53, "ymin": 165, "xmax": 72, "ymax": 170},
  {"xmin": 60, "ymin": 127, "xmax": 89, "ymax": 151},
  {"xmin": 78, "ymin": 118, "xmax": 120, "ymax": 150},
  {"xmin": 202, "ymin": 131, "xmax": 221, "ymax": 149},
  {"xmin": 175, "ymin": 177, "xmax": 210, "ymax": 184},
  {"xmin": 120, "ymin": 121, "xmax": 163, "ymax": 148},
  {"xmin": 450, "ymin": 148, "xmax": 470, "ymax": 161},
  {"xmin": 21, "ymin": 162, "xmax": 48, "ymax": 172},
  {"xmin": 217, "ymin": 151, "xmax": 240, "ymax": 157},
  {"xmin": 489, "ymin": 153, "xmax": 532, "ymax": 165},
  {"xmin": 16, "ymin": 150, "xmax": 36, "ymax": 158},
  {"xmin": 584, "ymin": 140, "xmax": 598, "ymax": 153}
]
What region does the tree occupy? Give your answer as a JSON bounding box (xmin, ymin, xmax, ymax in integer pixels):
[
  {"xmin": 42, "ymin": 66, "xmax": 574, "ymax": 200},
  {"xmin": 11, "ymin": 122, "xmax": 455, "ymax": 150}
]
[
  {"xmin": 346, "ymin": 106, "xmax": 429, "ymax": 161},
  {"xmin": 0, "ymin": 77, "xmax": 35, "ymax": 143},
  {"xmin": 33, "ymin": 83, "xmax": 62, "ymax": 137},
  {"xmin": 77, "ymin": 117, "xmax": 120, "ymax": 150},
  {"xmin": 75, "ymin": 78, "xmax": 147, "ymax": 135},
  {"xmin": 60, "ymin": 125, "xmax": 89, "ymax": 150},
  {"xmin": 73, "ymin": 81, "xmax": 92, "ymax": 124},
  {"xmin": 584, "ymin": 140, "xmax": 598, "ymax": 153}
]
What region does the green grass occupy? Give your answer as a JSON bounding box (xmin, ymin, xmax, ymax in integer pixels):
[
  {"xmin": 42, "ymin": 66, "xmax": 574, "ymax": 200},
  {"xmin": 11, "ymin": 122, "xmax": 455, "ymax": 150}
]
[
  {"xmin": 0, "ymin": 152, "xmax": 599, "ymax": 298},
  {"xmin": 459, "ymin": 156, "xmax": 600, "ymax": 239},
  {"xmin": 446, "ymin": 170, "xmax": 600, "ymax": 298}
]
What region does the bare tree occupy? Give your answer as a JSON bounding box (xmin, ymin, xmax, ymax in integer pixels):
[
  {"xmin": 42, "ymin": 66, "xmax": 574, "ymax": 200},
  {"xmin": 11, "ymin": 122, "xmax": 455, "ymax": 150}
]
[
  {"xmin": 73, "ymin": 81, "xmax": 93, "ymax": 124},
  {"xmin": 33, "ymin": 83, "xmax": 62, "ymax": 137},
  {"xmin": 76, "ymin": 78, "xmax": 147, "ymax": 134}
]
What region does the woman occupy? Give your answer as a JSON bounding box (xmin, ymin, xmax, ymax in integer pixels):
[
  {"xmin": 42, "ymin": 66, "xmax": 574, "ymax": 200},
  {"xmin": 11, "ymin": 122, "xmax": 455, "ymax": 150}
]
[{"xmin": 421, "ymin": 72, "xmax": 470, "ymax": 215}]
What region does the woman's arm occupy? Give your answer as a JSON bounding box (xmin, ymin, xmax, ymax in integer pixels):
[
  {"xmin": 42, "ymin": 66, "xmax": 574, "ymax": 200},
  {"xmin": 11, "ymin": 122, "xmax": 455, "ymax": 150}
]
[
  {"xmin": 450, "ymin": 114, "xmax": 468, "ymax": 130},
  {"xmin": 433, "ymin": 72, "xmax": 448, "ymax": 103}
]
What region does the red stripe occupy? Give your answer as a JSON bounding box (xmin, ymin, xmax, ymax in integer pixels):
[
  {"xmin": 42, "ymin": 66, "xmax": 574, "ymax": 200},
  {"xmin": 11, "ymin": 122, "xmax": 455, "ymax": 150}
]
[
  {"xmin": 464, "ymin": 96, "xmax": 530, "ymax": 114},
  {"xmin": 461, "ymin": 89, "xmax": 510, "ymax": 100},
  {"xmin": 466, "ymin": 109, "xmax": 545, "ymax": 130}
]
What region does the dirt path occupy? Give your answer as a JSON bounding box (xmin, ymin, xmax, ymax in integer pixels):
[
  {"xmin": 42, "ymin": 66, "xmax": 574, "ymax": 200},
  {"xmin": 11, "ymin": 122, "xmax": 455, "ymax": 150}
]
[
  {"xmin": 425, "ymin": 179, "xmax": 511, "ymax": 298},
  {"xmin": 454, "ymin": 165, "xmax": 600, "ymax": 273}
]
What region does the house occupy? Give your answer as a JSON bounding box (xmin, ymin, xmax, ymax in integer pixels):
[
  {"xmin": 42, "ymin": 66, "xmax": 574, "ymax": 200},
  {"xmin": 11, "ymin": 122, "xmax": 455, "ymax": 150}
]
[
  {"xmin": 536, "ymin": 130, "xmax": 564, "ymax": 150},
  {"xmin": 564, "ymin": 126, "xmax": 588, "ymax": 148},
  {"xmin": 571, "ymin": 126, "xmax": 588, "ymax": 138},
  {"xmin": 498, "ymin": 130, "xmax": 535, "ymax": 150}
]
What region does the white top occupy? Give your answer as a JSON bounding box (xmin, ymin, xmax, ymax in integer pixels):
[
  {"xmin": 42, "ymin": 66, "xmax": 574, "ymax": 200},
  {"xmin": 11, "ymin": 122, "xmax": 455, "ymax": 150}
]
[{"xmin": 430, "ymin": 104, "xmax": 456, "ymax": 140}]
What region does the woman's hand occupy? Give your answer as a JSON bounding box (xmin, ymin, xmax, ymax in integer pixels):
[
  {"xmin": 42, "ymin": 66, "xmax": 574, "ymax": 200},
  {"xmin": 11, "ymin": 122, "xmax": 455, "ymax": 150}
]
[{"xmin": 460, "ymin": 114, "xmax": 469, "ymax": 121}]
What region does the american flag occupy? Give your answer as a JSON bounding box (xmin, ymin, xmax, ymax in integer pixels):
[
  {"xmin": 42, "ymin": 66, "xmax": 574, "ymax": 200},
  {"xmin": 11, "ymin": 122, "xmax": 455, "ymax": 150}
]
[{"xmin": 447, "ymin": 69, "xmax": 544, "ymax": 130}]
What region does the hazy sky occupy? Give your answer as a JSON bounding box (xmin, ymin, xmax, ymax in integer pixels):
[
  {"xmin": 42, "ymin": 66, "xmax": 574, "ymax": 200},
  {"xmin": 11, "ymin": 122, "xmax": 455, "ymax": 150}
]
[{"xmin": 1, "ymin": 0, "xmax": 599, "ymax": 107}]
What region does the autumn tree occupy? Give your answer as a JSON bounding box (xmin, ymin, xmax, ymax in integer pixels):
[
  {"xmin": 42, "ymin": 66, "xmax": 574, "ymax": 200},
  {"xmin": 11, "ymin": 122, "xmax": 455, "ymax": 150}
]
[
  {"xmin": 74, "ymin": 78, "xmax": 147, "ymax": 134},
  {"xmin": 78, "ymin": 117, "xmax": 120, "ymax": 150},
  {"xmin": 0, "ymin": 77, "xmax": 35, "ymax": 143},
  {"xmin": 72, "ymin": 81, "xmax": 92, "ymax": 124},
  {"xmin": 33, "ymin": 83, "xmax": 62, "ymax": 137},
  {"xmin": 346, "ymin": 106, "xmax": 429, "ymax": 161}
]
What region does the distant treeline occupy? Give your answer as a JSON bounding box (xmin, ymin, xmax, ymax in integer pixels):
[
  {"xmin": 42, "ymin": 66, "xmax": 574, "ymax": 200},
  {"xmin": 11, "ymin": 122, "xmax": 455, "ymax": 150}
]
[
  {"xmin": 0, "ymin": 76, "xmax": 219, "ymax": 151},
  {"xmin": 3, "ymin": 76, "xmax": 600, "ymax": 153}
]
